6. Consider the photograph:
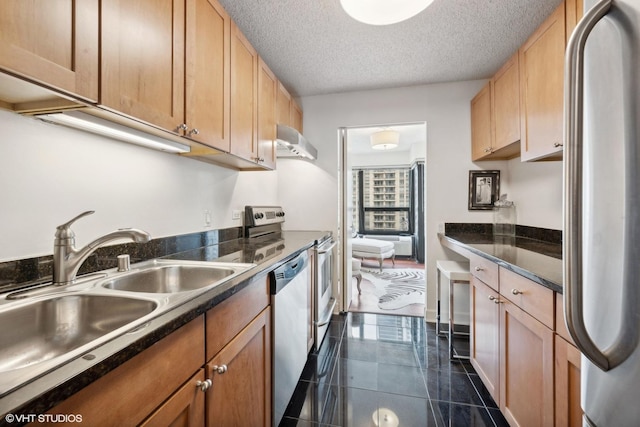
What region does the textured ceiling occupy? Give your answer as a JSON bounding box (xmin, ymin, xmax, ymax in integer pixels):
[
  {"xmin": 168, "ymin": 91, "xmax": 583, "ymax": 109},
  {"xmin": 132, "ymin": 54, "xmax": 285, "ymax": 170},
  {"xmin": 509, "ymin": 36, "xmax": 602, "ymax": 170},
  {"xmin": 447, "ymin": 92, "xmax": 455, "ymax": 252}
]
[{"xmin": 217, "ymin": 0, "xmax": 564, "ymax": 97}]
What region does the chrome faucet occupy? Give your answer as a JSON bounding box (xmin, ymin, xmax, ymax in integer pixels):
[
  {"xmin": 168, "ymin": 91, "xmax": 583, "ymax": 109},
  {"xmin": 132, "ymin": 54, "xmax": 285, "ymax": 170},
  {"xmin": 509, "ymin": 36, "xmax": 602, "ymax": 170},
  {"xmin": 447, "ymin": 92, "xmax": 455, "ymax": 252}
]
[{"xmin": 53, "ymin": 211, "xmax": 151, "ymax": 285}]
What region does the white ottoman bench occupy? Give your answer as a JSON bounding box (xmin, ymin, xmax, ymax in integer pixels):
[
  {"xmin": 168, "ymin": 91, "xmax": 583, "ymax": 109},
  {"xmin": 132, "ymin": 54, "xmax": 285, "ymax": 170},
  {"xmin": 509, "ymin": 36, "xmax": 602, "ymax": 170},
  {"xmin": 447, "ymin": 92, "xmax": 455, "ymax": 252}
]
[{"xmin": 352, "ymin": 238, "xmax": 396, "ymax": 272}]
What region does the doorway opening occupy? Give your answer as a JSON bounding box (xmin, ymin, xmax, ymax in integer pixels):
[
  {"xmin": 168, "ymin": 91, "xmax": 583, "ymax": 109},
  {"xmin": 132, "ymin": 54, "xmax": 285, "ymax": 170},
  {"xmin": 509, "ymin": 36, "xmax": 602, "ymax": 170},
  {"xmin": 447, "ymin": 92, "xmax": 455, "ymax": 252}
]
[{"xmin": 338, "ymin": 122, "xmax": 427, "ymax": 317}]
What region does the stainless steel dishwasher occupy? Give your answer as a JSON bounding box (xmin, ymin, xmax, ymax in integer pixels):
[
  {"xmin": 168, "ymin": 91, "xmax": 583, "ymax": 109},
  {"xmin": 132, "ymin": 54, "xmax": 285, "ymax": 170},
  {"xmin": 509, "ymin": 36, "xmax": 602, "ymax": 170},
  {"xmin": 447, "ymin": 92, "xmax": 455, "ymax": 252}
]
[{"xmin": 271, "ymin": 250, "xmax": 310, "ymax": 427}]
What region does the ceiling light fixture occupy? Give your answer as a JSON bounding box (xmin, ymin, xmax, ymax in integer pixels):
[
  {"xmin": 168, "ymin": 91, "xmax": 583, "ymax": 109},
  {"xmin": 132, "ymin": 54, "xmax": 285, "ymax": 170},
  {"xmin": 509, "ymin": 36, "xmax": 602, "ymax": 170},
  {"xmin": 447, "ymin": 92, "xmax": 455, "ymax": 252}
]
[
  {"xmin": 36, "ymin": 110, "xmax": 191, "ymax": 154},
  {"xmin": 372, "ymin": 408, "xmax": 400, "ymax": 427},
  {"xmin": 340, "ymin": 0, "xmax": 434, "ymax": 26},
  {"xmin": 370, "ymin": 130, "xmax": 399, "ymax": 150}
]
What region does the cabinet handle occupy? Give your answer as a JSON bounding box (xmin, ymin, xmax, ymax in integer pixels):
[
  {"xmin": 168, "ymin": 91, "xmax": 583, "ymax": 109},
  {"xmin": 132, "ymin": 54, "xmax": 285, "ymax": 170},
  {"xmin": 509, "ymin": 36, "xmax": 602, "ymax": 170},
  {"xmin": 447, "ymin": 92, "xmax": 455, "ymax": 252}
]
[
  {"xmin": 212, "ymin": 364, "xmax": 228, "ymax": 374},
  {"xmin": 188, "ymin": 128, "xmax": 200, "ymax": 137},
  {"xmin": 253, "ymin": 157, "xmax": 265, "ymax": 163},
  {"xmin": 484, "ymin": 147, "xmax": 492, "ymax": 153},
  {"xmin": 196, "ymin": 379, "xmax": 212, "ymax": 392},
  {"xmin": 493, "ymin": 298, "xmax": 503, "ymax": 304},
  {"xmin": 488, "ymin": 295, "xmax": 496, "ymax": 301},
  {"xmin": 511, "ymin": 288, "xmax": 523, "ymax": 295},
  {"xmin": 475, "ymin": 266, "xmax": 484, "ymax": 272},
  {"xmin": 554, "ymin": 142, "xmax": 564, "ymax": 148},
  {"xmin": 176, "ymin": 123, "xmax": 188, "ymax": 133}
]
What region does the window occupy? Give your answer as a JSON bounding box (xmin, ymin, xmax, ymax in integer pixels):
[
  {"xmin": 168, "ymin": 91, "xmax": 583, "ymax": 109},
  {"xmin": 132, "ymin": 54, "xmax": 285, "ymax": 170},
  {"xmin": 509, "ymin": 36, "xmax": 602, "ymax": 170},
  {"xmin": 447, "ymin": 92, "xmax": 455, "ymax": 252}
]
[{"xmin": 352, "ymin": 167, "xmax": 412, "ymax": 234}]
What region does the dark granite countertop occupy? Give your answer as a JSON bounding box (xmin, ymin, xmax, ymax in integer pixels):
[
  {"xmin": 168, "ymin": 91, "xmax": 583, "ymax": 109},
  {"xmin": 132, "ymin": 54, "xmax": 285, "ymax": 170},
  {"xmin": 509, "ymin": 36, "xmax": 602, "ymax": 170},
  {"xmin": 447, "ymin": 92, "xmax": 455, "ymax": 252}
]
[
  {"xmin": 0, "ymin": 230, "xmax": 329, "ymax": 423},
  {"xmin": 439, "ymin": 231, "xmax": 563, "ymax": 293}
]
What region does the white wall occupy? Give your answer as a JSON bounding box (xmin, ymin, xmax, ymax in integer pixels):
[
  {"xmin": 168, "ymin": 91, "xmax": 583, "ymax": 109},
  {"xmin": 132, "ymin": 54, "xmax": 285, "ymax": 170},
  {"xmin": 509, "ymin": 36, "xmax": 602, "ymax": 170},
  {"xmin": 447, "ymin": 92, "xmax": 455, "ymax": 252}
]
[
  {"xmin": 279, "ymin": 80, "xmax": 563, "ymax": 323},
  {"xmin": 0, "ymin": 110, "xmax": 278, "ymax": 261}
]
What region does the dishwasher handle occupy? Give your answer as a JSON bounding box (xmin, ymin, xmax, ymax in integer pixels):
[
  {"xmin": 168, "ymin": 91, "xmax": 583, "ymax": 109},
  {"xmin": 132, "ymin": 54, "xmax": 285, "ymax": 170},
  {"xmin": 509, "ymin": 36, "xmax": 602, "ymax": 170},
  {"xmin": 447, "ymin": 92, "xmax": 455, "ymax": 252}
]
[{"xmin": 270, "ymin": 251, "xmax": 309, "ymax": 294}]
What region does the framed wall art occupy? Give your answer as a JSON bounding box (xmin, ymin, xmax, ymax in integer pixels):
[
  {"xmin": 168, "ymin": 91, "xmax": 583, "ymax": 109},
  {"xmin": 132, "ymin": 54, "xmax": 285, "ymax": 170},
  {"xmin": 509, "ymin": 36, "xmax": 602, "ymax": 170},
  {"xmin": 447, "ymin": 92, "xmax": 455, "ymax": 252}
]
[{"xmin": 468, "ymin": 170, "xmax": 500, "ymax": 210}]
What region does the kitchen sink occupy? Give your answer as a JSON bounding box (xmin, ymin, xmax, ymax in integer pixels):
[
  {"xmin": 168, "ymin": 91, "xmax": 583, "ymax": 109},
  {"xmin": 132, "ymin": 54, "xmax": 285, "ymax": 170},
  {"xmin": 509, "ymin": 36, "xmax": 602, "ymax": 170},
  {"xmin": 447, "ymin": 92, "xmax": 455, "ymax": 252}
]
[
  {"xmin": 0, "ymin": 294, "xmax": 157, "ymax": 373},
  {"xmin": 100, "ymin": 261, "xmax": 253, "ymax": 294}
]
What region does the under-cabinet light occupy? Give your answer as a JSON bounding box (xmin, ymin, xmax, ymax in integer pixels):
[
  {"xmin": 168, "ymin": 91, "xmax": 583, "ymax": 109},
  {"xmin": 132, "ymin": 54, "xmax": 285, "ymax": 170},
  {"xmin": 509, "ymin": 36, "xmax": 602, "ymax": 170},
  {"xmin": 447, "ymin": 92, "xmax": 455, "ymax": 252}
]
[{"xmin": 36, "ymin": 110, "xmax": 191, "ymax": 154}]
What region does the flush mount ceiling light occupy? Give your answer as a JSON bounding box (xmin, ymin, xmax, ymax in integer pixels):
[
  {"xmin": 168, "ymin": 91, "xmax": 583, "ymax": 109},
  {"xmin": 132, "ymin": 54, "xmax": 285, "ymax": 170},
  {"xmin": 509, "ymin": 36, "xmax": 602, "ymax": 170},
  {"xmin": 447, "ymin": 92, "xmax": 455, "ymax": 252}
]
[
  {"xmin": 340, "ymin": 0, "xmax": 434, "ymax": 25},
  {"xmin": 370, "ymin": 129, "xmax": 399, "ymax": 150}
]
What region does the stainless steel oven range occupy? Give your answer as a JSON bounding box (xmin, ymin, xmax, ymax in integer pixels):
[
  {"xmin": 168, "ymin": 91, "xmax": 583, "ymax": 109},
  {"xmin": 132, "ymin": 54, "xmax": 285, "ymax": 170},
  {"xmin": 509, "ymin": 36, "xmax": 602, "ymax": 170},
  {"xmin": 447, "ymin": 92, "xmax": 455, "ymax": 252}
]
[{"xmin": 313, "ymin": 235, "xmax": 336, "ymax": 350}]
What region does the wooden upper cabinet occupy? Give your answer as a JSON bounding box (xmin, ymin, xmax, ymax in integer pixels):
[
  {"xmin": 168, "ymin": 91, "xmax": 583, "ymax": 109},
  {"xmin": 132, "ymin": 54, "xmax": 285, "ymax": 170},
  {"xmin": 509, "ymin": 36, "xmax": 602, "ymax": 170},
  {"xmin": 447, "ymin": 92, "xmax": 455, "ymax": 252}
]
[
  {"xmin": 471, "ymin": 82, "xmax": 493, "ymax": 161},
  {"xmin": 276, "ymin": 82, "xmax": 292, "ymax": 127},
  {"xmin": 492, "ymin": 53, "xmax": 521, "ymax": 152},
  {"xmin": 519, "ymin": 2, "xmax": 566, "ymax": 162},
  {"xmin": 258, "ymin": 57, "xmax": 277, "ymax": 169},
  {"xmin": 185, "ymin": 0, "xmax": 231, "ymax": 151},
  {"xmin": 291, "ymin": 98, "xmax": 303, "ymax": 133},
  {"xmin": 230, "ymin": 21, "xmax": 258, "ymax": 161},
  {"xmin": 101, "ymin": 0, "xmax": 185, "ymax": 133},
  {"xmin": 565, "ymin": 0, "xmax": 585, "ymax": 41},
  {"xmin": 0, "ymin": 0, "xmax": 98, "ymax": 102}
]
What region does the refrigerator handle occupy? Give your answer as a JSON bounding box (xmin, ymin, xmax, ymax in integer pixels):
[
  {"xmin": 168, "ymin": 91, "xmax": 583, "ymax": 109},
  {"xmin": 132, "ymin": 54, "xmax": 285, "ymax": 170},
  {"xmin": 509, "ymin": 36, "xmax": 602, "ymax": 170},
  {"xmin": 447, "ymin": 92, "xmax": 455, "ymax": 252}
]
[{"xmin": 564, "ymin": 0, "xmax": 637, "ymax": 372}]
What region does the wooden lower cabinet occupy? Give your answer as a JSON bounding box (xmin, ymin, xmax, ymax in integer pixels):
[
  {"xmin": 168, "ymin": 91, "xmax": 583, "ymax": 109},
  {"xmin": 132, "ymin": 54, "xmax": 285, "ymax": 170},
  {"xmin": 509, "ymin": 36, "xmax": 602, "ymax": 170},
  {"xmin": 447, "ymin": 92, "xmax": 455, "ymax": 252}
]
[
  {"xmin": 499, "ymin": 300, "xmax": 554, "ymax": 427},
  {"xmin": 555, "ymin": 335, "xmax": 582, "ymax": 427},
  {"xmin": 470, "ymin": 275, "xmax": 500, "ymax": 402},
  {"xmin": 206, "ymin": 307, "xmax": 271, "ymax": 427},
  {"xmin": 40, "ymin": 316, "xmax": 205, "ymax": 426},
  {"xmin": 141, "ymin": 369, "xmax": 206, "ymax": 427}
]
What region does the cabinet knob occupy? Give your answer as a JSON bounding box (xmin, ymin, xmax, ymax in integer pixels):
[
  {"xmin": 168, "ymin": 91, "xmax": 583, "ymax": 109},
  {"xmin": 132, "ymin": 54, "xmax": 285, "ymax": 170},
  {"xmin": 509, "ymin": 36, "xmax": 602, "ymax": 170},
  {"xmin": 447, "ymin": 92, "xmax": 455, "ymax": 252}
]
[
  {"xmin": 511, "ymin": 288, "xmax": 523, "ymax": 295},
  {"xmin": 196, "ymin": 379, "xmax": 212, "ymax": 392},
  {"xmin": 176, "ymin": 123, "xmax": 188, "ymax": 133},
  {"xmin": 188, "ymin": 128, "xmax": 200, "ymax": 137},
  {"xmin": 253, "ymin": 157, "xmax": 265, "ymax": 163},
  {"xmin": 484, "ymin": 147, "xmax": 492, "ymax": 153},
  {"xmin": 212, "ymin": 364, "xmax": 228, "ymax": 374},
  {"xmin": 475, "ymin": 266, "xmax": 484, "ymax": 272},
  {"xmin": 488, "ymin": 295, "xmax": 496, "ymax": 301},
  {"xmin": 493, "ymin": 298, "xmax": 503, "ymax": 304},
  {"xmin": 554, "ymin": 142, "xmax": 564, "ymax": 148}
]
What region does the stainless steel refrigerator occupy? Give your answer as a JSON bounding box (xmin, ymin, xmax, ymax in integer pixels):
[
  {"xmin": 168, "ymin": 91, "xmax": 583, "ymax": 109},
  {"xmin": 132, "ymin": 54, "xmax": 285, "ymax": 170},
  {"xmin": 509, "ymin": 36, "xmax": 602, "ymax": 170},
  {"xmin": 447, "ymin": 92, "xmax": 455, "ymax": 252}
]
[{"xmin": 564, "ymin": 0, "xmax": 640, "ymax": 425}]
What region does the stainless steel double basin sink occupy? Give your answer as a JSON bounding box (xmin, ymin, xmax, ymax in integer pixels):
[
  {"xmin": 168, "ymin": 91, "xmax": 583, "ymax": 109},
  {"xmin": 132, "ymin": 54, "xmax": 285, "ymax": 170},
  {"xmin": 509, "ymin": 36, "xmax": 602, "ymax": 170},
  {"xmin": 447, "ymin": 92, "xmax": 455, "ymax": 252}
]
[{"xmin": 0, "ymin": 259, "xmax": 255, "ymax": 397}]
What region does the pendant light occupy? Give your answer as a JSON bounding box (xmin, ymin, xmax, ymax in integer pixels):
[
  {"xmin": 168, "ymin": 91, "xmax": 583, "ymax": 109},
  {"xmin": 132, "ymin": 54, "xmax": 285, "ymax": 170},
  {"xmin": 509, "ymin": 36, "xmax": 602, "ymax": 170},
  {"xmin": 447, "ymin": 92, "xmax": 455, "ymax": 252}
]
[{"xmin": 340, "ymin": 0, "xmax": 434, "ymax": 26}]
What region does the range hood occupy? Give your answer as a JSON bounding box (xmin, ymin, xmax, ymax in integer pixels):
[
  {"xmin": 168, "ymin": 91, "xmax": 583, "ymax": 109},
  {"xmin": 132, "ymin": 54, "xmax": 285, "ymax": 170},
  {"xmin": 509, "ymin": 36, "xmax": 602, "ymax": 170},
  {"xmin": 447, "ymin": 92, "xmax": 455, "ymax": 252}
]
[{"xmin": 276, "ymin": 124, "xmax": 317, "ymax": 160}]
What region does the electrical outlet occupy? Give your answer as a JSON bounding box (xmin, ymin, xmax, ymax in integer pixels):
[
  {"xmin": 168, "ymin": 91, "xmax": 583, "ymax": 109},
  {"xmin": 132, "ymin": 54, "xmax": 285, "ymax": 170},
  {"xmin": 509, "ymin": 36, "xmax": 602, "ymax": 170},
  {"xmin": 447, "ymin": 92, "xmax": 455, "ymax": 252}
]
[
  {"xmin": 232, "ymin": 210, "xmax": 242, "ymax": 221},
  {"xmin": 204, "ymin": 210, "xmax": 211, "ymax": 227}
]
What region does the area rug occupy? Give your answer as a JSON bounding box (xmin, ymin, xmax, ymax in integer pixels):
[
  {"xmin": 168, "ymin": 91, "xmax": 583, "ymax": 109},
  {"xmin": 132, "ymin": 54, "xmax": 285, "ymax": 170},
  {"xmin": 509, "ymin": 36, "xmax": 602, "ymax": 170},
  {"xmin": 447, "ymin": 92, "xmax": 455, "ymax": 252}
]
[{"xmin": 361, "ymin": 268, "xmax": 425, "ymax": 310}]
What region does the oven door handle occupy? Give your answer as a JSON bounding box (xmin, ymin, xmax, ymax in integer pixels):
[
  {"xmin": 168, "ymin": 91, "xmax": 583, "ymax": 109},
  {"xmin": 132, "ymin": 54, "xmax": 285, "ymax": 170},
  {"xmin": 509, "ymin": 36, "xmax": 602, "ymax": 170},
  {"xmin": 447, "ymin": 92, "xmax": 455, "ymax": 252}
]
[
  {"xmin": 317, "ymin": 241, "xmax": 337, "ymax": 254},
  {"xmin": 316, "ymin": 298, "xmax": 337, "ymax": 327}
]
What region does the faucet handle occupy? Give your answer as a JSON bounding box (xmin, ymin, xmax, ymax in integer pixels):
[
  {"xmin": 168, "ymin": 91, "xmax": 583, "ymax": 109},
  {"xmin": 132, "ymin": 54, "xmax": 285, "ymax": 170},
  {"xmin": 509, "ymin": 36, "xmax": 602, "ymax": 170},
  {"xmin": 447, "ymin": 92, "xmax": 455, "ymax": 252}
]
[{"xmin": 55, "ymin": 211, "xmax": 95, "ymax": 239}]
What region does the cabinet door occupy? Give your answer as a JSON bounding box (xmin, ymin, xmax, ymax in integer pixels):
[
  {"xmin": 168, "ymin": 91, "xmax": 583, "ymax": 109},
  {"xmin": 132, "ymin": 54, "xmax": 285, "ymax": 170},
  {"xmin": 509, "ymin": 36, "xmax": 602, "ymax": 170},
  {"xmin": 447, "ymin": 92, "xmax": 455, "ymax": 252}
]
[
  {"xmin": 276, "ymin": 82, "xmax": 291, "ymax": 127},
  {"xmin": 185, "ymin": 0, "xmax": 230, "ymax": 151},
  {"xmin": 500, "ymin": 300, "xmax": 554, "ymax": 427},
  {"xmin": 555, "ymin": 335, "xmax": 582, "ymax": 427},
  {"xmin": 470, "ymin": 276, "xmax": 500, "ymax": 402},
  {"xmin": 291, "ymin": 99, "xmax": 303, "ymax": 133},
  {"xmin": 229, "ymin": 21, "xmax": 258, "ymax": 161},
  {"xmin": 45, "ymin": 317, "xmax": 205, "ymax": 426},
  {"xmin": 257, "ymin": 57, "xmax": 277, "ymax": 169},
  {"xmin": 141, "ymin": 369, "xmax": 206, "ymax": 427},
  {"xmin": 471, "ymin": 81, "xmax": 493, "ymax": 161},
  {"xmin": 492, "ymin": 53, "xmax": 520, "ymax": 152},
  {"xmin": 206, "ymin": 308, "xmax": 271, "ymax": 427},
  {"xmin": 519, "ymin": 3, "xmax": 565, "ymax": 161},
  {"xmin": 101, "ymin": 0, "xmax": 185, "ymax": 132},
  {"xmin": 0, "ymin": 0, "xmax": 98, "ymax": 102}
]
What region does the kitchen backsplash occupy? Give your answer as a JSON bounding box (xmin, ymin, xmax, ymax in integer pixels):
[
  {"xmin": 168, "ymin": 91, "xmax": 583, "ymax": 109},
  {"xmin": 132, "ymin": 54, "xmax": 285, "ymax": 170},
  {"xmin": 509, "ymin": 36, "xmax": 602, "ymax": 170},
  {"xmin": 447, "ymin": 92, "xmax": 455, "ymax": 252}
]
[{"xmin": 0, "ymin": 227, "xmax": 244, "ymax": 292}]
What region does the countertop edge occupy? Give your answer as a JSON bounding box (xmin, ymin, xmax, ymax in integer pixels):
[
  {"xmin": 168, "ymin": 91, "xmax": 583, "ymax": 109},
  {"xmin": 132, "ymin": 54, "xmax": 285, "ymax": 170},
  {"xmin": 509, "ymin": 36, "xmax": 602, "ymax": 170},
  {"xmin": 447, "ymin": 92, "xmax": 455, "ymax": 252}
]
[{"xmin": 439, "ymin": 233, "xmax": 563, "ymax": 294}]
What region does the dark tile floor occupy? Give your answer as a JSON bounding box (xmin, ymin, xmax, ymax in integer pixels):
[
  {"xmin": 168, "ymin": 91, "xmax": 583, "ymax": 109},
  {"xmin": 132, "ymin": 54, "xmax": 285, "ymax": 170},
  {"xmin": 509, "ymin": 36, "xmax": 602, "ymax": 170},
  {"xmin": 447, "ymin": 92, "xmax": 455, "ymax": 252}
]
[{"xmin": 280, "ymin": 312, "xmax": 510, "ymax": 427}]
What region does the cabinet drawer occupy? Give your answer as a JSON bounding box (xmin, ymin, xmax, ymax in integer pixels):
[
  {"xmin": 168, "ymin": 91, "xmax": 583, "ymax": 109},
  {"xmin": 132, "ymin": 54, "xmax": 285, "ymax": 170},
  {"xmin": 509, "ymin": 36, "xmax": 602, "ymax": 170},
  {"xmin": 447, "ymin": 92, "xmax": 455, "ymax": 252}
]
[
  {"xmin": 499, "ymin": 267, "xmax": 554, "ymax": 328},
  {"xmin": 469, "ymin": 253, "xmax": 499, "ymax": 291},
  {"xmin": 206, "ymin": 274, "xmax": 269, "ymax": 361}
]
